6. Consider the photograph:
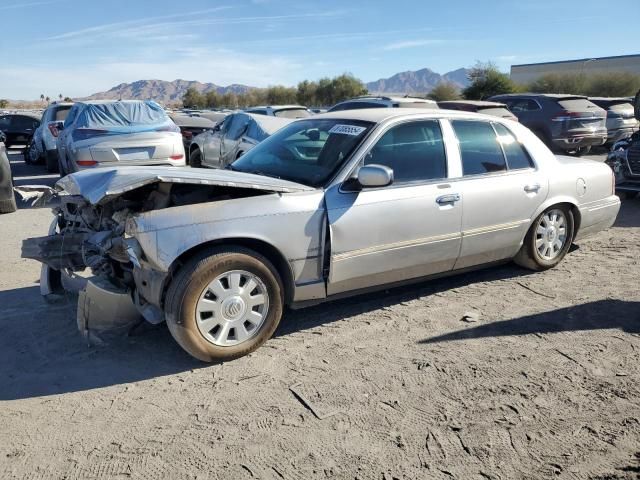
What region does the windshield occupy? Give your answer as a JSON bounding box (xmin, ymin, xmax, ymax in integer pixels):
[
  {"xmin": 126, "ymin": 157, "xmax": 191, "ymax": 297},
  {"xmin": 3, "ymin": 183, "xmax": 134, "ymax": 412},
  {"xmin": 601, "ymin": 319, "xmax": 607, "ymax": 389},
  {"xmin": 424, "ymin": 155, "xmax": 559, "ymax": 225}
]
[
  {"xmin": 231, "ymin": 118, "xmax": 374, "ymax": 187},
  {"xmin": 274, "ymin": 108, "xmax": 313, "ymax": 119}
]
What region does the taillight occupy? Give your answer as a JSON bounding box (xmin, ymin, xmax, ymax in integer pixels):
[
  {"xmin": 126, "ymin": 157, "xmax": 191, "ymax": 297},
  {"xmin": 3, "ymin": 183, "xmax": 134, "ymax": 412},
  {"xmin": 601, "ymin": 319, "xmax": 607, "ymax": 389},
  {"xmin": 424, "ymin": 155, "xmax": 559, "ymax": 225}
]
[
  {"xmin": 551, "ymin": 111, "xmax": 582, "ymax": 122},
  {"xmin": 48, "ymin": 124, "xmax": 60, "ymax": 137},
  {"xmin": 170, "ymin": 154, "xmax": 184, "ymax": 160},
  {"xmin": 181, "ymin": 130, "xmax": 193, "ymax": 140},
  {"xmin": 77, "ymin": 160, "xmax": 98, "ymax": 167}
]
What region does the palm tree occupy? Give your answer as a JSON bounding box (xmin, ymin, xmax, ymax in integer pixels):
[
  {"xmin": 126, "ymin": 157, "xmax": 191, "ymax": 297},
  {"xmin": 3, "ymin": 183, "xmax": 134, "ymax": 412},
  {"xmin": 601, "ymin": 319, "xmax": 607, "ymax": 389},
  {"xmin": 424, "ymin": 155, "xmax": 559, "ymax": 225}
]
[
  {"xmin": 45, "ymin": 96, "xmax": 50, "ymax": 105},
  {"xmin": 58, "ymin": 94, "xmax": 63, "ymax": 101},
  {"xmin": 40, "ymin": 94, "xmax": 45, "ymax": 104}
]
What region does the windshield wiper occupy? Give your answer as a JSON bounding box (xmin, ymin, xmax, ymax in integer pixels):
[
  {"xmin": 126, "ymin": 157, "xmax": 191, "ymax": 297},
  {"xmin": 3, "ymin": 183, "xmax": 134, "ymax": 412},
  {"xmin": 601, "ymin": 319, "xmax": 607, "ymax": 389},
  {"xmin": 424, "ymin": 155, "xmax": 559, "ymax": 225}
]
[{"xmin": 247, "ymin": 170, "xmax": 283, "ymax": 180}]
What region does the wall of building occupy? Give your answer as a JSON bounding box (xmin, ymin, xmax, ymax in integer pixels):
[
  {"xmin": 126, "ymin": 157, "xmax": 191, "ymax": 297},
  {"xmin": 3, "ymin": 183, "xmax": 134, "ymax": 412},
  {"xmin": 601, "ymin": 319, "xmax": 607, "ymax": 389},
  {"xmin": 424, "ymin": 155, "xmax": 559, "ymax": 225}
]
[{"xmin": 510, "ymin": 55, "xmax": 640, "ymax": 84}]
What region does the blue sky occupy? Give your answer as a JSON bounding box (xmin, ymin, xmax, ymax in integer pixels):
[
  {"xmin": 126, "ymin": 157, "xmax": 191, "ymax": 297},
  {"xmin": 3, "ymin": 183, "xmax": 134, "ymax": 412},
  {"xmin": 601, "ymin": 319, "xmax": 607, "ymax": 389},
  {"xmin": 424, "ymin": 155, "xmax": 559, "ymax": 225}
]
[{"xmin": 0, "ymin": 0, "xmax": 638, "ymax": 99}]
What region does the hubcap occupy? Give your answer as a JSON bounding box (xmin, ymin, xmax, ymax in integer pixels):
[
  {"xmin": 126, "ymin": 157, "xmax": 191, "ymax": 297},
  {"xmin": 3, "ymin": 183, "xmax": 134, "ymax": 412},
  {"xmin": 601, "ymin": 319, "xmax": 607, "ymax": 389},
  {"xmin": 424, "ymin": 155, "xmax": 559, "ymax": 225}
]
[
  {"xmin": 535, "ymin": 209, "xmax": 568, "ymax": 261},
  {"xmin": 195, "ymin": 270, "xmax": 269, "ymax": 347}
]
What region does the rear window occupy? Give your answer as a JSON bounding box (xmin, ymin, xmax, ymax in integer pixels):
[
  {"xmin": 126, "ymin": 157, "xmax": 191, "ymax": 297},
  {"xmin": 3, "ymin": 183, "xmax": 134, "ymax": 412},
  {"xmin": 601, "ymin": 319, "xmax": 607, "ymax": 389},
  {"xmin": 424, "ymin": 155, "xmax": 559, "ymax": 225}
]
[
  {"xmin": 557, "ymin": 98, "xmax": 599, "ymax": 111},
  {"xmin": 397, "ymin": 102, "xmax": 439, "ymax": 109},
  {"xmin": 478, "ymin": 107, "xmax": 514, "ymax": 118},
  {"xmin": 493, "ymin": 123, "xmax": 534, "ymax": 170},
  {"xmin": 53, "ymin": 106, "xmax": 72, "ymax": 121},
  {"xmin": 329, "ymin": 102, "xmax": 385, "ymax": 112},
  {"xmin": 451, "ymin": 120, "xmax": 507, "ymax": 176},
  {"xmin": 274, "ymin": 108, "xmax": 312, "ymax": 119}
]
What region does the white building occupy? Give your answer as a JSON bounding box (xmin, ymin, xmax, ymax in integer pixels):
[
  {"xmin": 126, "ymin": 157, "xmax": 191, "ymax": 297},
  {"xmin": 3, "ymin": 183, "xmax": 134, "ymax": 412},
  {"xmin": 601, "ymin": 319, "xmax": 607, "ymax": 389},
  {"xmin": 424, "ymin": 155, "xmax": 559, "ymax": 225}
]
[{"xmin": 510, "ymin": 54, "xmax": 640, "ymax": 84}]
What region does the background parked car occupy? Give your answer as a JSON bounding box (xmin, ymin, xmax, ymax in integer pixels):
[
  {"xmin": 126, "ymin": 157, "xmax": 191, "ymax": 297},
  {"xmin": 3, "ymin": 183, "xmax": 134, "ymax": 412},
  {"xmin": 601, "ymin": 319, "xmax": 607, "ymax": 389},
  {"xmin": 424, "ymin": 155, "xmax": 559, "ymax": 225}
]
[
  {"xmin": 24, "ymin": 124, "xmax": 45, "ymax": 164},
  {"xmin": 36, "ymin": 102, "xmax": 74, "ymax": 172},
  {"xmin": 489, "ymin": 93, "xmax": 607, "ymax": 156},
  {"xmin": 438, "ymin": 100, "xmax": 518, "ymax": 121},
  {"xmin": 188, "ymin": 111, "xmax": 292, "ymax": 169},
  {"xmin": 169, "ymin": 114, "xmax": 216, "ymax": 155},
  {"xmin": 588, "ymin": 97, "xmax": 639, "ymax": 145},
  {"xmin": 55, "ymin": 100, "xmax": 185, "ymax": 175},
  {"xmin": 245, "ymin": 105, "xmax": 313, "ymax": 119},
  {"xmin": 605, "ymin": 90, "xmax": 640, "ymax": 199},
  {"xmin": 0, "ymin": 135, "xmax": 17, "ymax": 214},
  {"xmin": 328, "ymin": 95, "xmax": 439, "ymax": 112},
  {"xmin": 0, "ymin": 113, "xmax": 41, "ymax": 150}
]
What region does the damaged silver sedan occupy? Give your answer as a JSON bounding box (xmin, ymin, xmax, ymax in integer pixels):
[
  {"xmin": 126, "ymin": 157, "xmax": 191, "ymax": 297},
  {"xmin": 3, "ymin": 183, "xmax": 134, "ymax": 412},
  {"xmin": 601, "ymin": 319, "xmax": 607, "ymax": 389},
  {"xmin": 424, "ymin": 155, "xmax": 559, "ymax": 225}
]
[{"xmin": 23, "ymin": 109, "xmax": 621, "ymax": 362}]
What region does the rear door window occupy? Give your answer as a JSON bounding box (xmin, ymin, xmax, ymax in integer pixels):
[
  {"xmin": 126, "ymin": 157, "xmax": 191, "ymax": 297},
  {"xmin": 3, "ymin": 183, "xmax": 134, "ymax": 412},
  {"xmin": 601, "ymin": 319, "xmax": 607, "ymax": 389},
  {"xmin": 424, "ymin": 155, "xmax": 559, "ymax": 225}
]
[
  {"xmin": 451, "ymin": 120, "xmax": 507, "ymax": 175},
  {"xmin": 365, "ymin": 120, "xmax": 447, "ymax": 183},
  {"xmin": 493, "ymin": 123, "xmax": 534, "ymax": 170}
]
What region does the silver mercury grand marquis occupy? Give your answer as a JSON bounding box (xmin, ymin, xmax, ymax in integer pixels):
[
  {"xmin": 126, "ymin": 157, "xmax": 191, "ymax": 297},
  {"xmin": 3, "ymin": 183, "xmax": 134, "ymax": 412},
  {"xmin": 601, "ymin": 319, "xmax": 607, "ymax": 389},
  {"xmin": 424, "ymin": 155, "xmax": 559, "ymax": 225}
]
[{"xmin": 23, "ymin": 109, "xmax": 621, "ymax": 362}]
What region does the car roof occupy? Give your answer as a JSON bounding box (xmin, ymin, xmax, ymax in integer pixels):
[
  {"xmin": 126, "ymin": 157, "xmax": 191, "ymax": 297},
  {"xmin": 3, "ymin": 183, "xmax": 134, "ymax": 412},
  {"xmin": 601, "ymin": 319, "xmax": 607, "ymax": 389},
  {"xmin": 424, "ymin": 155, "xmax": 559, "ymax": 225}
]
[
  {"xmin": 439, "ymin": 100, "xmax": 508, "ymax": 107},
  {"xmin": 247, "ymin": 105, "xmax": 308, "ymax": 110},
  {"xmin": 491, "ymin": 93, "xmax": 587, "ymax": 100},
  {"xmin": 76, "ymin": 99, "xmax": 153, "ymax": 105},
  {"xmin": 310, "ymin": 107, "xmax": 484, "ymax": 123},
  {"xmin": 338, "ymin": 95, "xmax": 437, "ymax": 104}
]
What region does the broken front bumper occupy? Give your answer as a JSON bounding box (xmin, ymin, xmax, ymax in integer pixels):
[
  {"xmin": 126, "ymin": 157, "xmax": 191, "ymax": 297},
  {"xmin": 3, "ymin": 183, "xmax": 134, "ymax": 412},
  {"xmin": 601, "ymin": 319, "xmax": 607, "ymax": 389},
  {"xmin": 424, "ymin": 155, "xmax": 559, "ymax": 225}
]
[{"xmin": 77, "ymin": 277, "xmax": 142, "ymax": 343}]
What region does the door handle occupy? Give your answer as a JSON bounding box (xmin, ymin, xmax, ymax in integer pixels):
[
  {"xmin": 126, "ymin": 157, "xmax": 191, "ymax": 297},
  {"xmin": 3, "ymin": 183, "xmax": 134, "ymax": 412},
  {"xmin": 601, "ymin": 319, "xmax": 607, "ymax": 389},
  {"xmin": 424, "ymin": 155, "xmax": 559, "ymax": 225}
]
[
  {"xmin": 524, "ymin": 183, "xmax": 541, "ymax": 193},
  {"xmin": 436, "ymin": 193, "xmax": 461, "ymax": 205}
]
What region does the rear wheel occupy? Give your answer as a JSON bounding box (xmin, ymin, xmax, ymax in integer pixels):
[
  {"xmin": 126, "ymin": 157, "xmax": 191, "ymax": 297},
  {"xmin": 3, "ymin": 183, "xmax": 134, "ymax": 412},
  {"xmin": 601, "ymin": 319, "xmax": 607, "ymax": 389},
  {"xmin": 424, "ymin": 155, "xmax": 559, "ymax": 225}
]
[
  {"xmin": 189, "ymin": 148, "xmax": 203, "ymax": 168},
  {"xmin": 514, "ymin": 206, "xmax": 574, "ymax": 271},
  {"xmin": 165, "ymin": 247, "xmax": 284, "ymax": 362}
]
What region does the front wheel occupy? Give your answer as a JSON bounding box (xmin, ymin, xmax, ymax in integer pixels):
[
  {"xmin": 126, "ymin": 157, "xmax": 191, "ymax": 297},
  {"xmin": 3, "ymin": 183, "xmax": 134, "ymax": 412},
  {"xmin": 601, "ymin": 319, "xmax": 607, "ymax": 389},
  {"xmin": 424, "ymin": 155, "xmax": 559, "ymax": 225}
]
[
  {"xmin": 165, "ymin": 247, "xmax": 284, "ymax": 362},
  {"xmin": 514, "ymin": 206, "xmax": 575, "ymax": 271}
]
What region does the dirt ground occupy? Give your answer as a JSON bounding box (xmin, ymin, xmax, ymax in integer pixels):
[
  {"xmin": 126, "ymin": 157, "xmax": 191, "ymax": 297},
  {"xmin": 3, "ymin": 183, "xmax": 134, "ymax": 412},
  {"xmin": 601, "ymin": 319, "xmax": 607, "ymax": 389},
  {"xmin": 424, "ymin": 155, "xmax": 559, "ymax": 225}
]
[{"xmin": 1, "ymin": 151, "xmax": 639, "ymax": 480}]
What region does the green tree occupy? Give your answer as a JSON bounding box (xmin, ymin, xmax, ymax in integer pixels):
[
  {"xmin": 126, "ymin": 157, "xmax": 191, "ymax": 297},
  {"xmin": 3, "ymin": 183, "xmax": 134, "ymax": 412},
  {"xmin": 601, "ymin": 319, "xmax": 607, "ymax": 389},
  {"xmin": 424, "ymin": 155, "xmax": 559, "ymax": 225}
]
[
  {"xmin": 63, "ymin": 97, "xmax": 73, "ymax": 102},
  {"xmin": 182, "ymin": 87, "xmax": 206, "ymax": 108},
  {"xmin": 205, "ymin": 90, "xmax": 221, "ymax": 108},
  {"xmin": 427, "ymin": 82, "xmax": 461, "ymax": 101},
  {"xmin": 296, "ymin": 80, "xmax": 318, "ymax": 106},
  {"xmin": 0, "ymin": 99, "xmax": 9, "ymax": 109},
  {"xmin": 463, "ymin": 62, "xmax": 516, "ymax": 100},
  {"xmin": 328, "ymin": 73, "xmax": 368, "ymax": 105},
  {"xmin": 266, "ymin": 85, "xmax": 297, "ymax": 105}
]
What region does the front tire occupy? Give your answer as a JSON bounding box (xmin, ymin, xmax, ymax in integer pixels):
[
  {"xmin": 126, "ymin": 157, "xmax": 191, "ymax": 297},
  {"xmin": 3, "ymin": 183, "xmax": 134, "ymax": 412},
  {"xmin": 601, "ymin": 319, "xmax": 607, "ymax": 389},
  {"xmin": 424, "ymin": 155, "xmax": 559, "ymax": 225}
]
[
  {"xmin": 514, "ymin": 206, "xmax": 574, "ymax": 271},
  {"xmin": 165, "ymin": 247, "xmax": 284, "ymax": 362}
]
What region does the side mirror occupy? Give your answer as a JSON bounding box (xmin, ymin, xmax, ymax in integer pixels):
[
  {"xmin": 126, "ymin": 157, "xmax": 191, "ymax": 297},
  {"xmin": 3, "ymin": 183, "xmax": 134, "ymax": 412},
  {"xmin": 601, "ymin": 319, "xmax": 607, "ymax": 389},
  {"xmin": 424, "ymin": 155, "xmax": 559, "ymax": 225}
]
[{"xmin": 356, "ymin": 164, "xmax": 394, "ymax": 188}]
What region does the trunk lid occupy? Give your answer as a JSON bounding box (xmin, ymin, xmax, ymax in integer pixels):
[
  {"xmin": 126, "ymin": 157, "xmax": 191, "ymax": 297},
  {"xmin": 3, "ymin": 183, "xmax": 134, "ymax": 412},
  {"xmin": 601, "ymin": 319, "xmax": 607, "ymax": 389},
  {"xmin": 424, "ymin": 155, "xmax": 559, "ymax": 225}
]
[
  {"xmin": 78, "ymin": 131, "xmax": 179, "ymax": 163},
  {"xmin": 56, "ymin": 166, "xmax": 313, "ymax": 205}
]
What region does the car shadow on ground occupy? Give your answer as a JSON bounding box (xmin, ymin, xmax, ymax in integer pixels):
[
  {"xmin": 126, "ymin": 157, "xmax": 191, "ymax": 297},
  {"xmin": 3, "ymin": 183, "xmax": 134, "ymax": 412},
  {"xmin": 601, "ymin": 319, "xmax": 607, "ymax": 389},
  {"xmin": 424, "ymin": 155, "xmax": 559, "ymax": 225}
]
[
  {"xmin": 418, "ymin": 299, "xmax": 639, "ymax": 345},
  {"xmin": 614, "ymin": 198, "xmax": 640, "ymax": 228},
  {"xmin": 276, "ymin": 262, "xmax": 536, "ymax": 337},
  {"xmin": 0, "ymin": 286, "xmax": 201, "ymax": 401}
]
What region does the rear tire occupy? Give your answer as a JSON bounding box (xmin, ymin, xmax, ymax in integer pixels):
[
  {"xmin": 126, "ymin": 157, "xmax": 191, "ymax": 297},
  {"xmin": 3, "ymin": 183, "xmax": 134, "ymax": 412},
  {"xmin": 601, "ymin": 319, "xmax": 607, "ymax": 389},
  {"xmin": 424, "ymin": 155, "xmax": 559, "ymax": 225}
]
[
  {"xmin": 165, "ymin": 247, "xmax": 284, "ymax": 362},
  {"xmin": 566, "ymin": 146, "xmax": 591, "ymax": 157},
  {"xmin": 514, "ymin": 205, "xmax": 574, "ymax": 271},
  {"xmin": 189, "ymin": 148, "xmax": 203, "ymax": 168},
  {"xmin": 45, "ymin": 150, "xmax": 59, "ymax": 173}
]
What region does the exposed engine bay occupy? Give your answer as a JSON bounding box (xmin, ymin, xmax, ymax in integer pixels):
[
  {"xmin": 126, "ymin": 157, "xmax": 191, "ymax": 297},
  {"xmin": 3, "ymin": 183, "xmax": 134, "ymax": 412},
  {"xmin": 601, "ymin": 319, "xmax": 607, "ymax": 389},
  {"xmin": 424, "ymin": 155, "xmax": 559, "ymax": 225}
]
[{"xmin": 22, "ymin": 182, "xmax": 268, "ymax": 305}]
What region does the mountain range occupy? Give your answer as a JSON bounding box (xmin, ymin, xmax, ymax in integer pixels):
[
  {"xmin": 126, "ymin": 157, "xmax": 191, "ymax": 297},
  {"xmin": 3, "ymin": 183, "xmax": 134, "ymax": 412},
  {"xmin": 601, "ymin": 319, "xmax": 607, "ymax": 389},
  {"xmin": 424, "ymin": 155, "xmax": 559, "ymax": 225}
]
[{"xmin": 80, "ymin": 67, "xmax": 472, "ymax": 104}]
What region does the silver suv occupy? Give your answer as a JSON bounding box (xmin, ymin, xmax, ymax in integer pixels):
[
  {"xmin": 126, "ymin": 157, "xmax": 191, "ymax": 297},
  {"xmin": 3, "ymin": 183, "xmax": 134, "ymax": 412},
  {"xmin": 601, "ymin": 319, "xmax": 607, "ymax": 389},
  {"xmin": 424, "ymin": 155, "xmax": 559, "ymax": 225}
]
[
  {"xmin": 39, "ymin": 102, "xmax": 74, "ymax": 172},
  {"xmin": 244, "ymin": 105, "xmax": 312, "ymax": 119},
  {"xmin": 328, "ymin": 95, "xmax": 439, "ymax": 112}
]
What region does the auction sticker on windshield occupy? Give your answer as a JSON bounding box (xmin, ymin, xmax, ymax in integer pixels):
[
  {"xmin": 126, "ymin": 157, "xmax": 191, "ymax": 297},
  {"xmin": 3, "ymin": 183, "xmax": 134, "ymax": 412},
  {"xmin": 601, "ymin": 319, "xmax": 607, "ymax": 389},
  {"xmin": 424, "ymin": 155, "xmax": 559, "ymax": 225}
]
[{"xmin": 329, "ymin": 124, "xmax": 367, "ymax": 136}]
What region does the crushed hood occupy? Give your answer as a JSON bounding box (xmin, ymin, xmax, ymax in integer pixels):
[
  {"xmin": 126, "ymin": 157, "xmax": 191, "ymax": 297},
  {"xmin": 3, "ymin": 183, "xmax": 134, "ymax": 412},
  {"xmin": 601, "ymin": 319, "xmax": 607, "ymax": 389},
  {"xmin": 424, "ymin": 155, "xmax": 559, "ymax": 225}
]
[{"xmin": 56, "ymin": 166, "xmax": 313, "ymax": 205}]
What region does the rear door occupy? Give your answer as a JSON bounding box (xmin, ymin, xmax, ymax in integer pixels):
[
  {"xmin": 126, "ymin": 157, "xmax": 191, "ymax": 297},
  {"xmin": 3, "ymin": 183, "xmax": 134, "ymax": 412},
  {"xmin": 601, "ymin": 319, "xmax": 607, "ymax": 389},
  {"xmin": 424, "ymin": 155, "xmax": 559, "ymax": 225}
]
[
  {"xmin": 448, "ymin": 119, "xmax": 548, "ymax": 269},
  {"xmin": 325, "ymin": 119, "xmax": 463, "ymax": 295},
  {"xmin": 220, "ymin": 114, "xmax": 249, "ymax": 165}
]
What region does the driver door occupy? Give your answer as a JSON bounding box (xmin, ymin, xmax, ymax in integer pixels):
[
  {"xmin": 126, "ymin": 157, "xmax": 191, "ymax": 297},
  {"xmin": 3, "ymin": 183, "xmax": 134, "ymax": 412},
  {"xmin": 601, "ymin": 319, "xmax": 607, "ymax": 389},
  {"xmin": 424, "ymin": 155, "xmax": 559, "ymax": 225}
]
[
  {"xmin": 324, "ymin": 119, "xmax": 463, "ymax": 295},
  {"xmin": 202, "ymin": 117, "xmax": 229, "ymax": 168}
]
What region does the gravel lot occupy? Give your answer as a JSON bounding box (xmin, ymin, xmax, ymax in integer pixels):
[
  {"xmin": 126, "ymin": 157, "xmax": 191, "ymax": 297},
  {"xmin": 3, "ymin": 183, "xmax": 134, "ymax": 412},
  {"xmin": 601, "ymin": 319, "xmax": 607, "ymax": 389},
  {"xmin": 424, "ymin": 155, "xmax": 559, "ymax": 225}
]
[{"xmin": 1, "ymin": 150, "xmax": 639, "ymax": 480}]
